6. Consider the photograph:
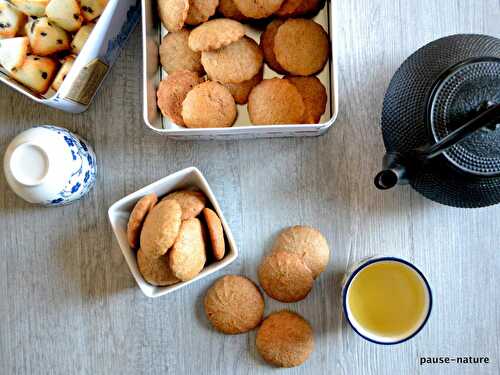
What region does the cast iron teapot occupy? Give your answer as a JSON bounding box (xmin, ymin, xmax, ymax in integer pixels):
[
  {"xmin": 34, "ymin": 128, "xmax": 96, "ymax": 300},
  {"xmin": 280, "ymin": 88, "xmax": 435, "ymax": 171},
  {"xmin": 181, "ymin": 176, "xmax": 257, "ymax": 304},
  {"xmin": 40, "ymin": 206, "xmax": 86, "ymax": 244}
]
[{"xmin": 375, "ymin": 34, "xmax": 500, "ymax": 208}]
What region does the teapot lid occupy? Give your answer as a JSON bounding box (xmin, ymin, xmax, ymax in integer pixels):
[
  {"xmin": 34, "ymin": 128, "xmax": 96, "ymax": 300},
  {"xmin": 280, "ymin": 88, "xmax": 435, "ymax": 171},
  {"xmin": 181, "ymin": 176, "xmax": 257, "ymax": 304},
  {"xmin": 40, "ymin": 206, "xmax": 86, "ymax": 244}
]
[{"xmin": 429, "ymin": 58, "xmax": 500, "ymax": 176}]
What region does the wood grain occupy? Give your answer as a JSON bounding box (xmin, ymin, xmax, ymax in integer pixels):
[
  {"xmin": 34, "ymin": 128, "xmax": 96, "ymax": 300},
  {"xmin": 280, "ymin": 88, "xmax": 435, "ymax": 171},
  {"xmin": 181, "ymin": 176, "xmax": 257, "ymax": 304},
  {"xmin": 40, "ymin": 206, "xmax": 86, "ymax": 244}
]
[{"xmin": 1, "ymin": 0, "xmax": 499, "ymax": 374}]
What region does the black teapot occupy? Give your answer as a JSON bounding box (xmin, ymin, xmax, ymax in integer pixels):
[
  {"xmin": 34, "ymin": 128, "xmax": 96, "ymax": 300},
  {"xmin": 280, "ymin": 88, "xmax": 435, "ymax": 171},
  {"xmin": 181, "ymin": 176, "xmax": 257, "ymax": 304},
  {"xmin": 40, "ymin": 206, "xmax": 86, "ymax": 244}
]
[{"xmin": 375, "ymin": 34, "xmax": 500, "ymax": 208}]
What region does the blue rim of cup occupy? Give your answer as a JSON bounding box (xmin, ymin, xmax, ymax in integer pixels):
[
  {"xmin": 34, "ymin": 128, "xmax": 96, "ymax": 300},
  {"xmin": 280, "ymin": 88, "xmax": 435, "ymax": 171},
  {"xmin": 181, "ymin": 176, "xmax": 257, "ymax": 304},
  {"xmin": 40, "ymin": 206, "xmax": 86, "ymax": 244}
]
[{"xmin": 342, "ymin": 257, "xmax": 433, "ymax": 345}]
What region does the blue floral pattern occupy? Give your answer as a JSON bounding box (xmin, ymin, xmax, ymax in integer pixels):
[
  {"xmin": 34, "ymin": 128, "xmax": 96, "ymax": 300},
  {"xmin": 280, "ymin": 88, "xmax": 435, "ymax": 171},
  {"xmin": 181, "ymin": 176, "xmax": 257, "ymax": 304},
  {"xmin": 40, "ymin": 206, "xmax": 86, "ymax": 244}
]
[
  {"xmin": 104, "ymin": 1, "xmax": 141, "ymax": 65},
  {"xmin": 39, "ymin": 126, "xmax": 97, "ymax": 207}
]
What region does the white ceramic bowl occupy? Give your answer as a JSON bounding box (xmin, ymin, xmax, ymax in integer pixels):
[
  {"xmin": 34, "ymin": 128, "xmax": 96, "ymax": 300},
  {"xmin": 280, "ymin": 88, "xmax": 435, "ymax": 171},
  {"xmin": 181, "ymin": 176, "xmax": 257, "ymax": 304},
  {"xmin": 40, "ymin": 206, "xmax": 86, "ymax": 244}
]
[{"xmin": 108, "ymin": 167, "xmax": 238, "ymax": 298}]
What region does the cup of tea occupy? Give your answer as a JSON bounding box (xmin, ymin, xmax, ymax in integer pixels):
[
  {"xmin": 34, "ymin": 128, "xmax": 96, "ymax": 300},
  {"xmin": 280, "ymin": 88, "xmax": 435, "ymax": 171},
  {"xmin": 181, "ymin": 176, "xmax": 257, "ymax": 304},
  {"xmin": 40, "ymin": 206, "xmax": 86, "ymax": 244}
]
[
  {"xmin": 342, "ymin": 256, "xmax": 432, "ymax": 344},
  {"xmin": 3, "ymin": 125, "xmax": 97, "ymax": 207}
]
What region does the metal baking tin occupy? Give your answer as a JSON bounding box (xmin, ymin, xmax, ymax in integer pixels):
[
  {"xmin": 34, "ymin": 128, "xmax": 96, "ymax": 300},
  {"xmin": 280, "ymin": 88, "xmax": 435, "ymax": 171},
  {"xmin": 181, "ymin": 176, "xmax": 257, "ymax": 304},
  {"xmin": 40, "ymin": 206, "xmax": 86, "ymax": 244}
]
[
  {"xmin": 0, "ymin": 0, "xmax": 140, "ymax": 113},
  {"xmin": 142, "ymin": 0, "xmax": 339, "ymax": 139}
]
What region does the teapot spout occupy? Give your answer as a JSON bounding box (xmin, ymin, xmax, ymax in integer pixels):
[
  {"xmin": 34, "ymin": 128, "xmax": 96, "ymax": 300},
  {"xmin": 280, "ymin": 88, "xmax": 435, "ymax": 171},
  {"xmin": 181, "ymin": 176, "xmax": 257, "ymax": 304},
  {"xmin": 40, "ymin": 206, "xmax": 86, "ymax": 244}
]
[{"xmin": 374, "ymin": 153, "xmax": 410, "ymax": 190}]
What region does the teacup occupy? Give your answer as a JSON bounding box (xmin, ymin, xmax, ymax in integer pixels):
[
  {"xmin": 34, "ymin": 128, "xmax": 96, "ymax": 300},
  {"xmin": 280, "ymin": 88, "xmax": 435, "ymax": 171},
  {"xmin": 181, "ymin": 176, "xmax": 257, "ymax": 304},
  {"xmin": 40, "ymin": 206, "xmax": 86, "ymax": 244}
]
[
  {"xmin": 342, "ymin": 256, "xmax": 432, "ymax": 344},
  {"xmin": 3, "ymin": 125, "xmax": 97, "ymax": 206}
]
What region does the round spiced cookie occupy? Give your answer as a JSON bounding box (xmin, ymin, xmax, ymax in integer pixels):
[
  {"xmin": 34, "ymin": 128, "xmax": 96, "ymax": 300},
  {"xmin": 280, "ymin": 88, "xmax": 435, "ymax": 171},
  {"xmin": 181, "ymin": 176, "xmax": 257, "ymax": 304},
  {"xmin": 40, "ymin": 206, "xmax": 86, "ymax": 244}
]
[
  {"xmin": 218, "ymin": 0, "xmax": 248, "ymax": 21},
  {"xmin": 140, "ymin": 199, "xmax": 183, "ymax": 258},
  {"xmin": 162, "ymin": 189, "xmax": 207, "ymax": 220},
  {"xmin": 189, "ymin": 19, "xmax": 246, "ymax": 52},
  {"xmin": 202, "ymin": 208, "xmax": 225, "ymax": 260},
  {"xmin": 201, "ymin": 36, "xmax": 263, "ymax": 84},
  {"xmin": 185, "ymin": 0, "xmax": 219, "ymax": 26},
  {"xmin": 169, "ymin": 218, "xmax": 207, "ymax": 281},
  {"xmin": 291, "ymin": 0, "xmax": 324, "ymax": 17},
  {"xmin": 274, "ymin": 18, "xmax": 330, "ymax": 76},
  {"xmin": 275, "ymin": 0, "xmax": 302, "ymax": 17},
  {"xmin": 247, "ymin": 78, "xmax": 305, "ymax": 125},
  {"xmin": 158, "ymin": 0, "xmax": 189, "ymax": 32},
  {"xmin": 157, "ymin": 70, "xmax": 203, "ymax": 126},
  {"xmin": 159, "ymin": 30, "xmax": 203, "ymax": 74},
  {"xmin": 258, "ymin": 250, "xmax": 314, "ymax": 302},
  {"xmin": 272, "ymin": 225, "xmax": 329, "ymax": 279},
  {"xmin": 204, "ymin": 275, "xmax": 264, "ymax": 334},
  {"xmin": 223, "ymin": 68, "xmax": 263, "ymax": 105},
  {"xmin": 285, "ymin": 76, "xmax": 327, "ymax": 124},
  {"xmin": 127, "ymin": 193, "xmax": 158, "ymax": 249},
  {"xmin": 259, "ymin": 19, "xmax": 287, "ymax": 74},
  {"xmin": 137, "ymin": 248, "xmax": 180, "ymax": 286},
  {"xmin": 182, "ymin": 81, "xmax": 237, "ymax": 128},
  {"xmin": 232, "ymin": 0, "xmax": 285, "ymax": 19},
  {"xmin": 256, "ymin": 311, "xmax": 314, "ymax": 368}
]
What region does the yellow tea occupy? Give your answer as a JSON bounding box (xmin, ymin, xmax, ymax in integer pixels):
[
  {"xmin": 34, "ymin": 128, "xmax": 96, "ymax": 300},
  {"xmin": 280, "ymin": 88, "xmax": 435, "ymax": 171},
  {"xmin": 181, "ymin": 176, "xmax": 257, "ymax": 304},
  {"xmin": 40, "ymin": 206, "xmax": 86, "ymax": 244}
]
[{"xmin": 347, "ymin": 260, "xmax": 429, "ymax": 340}]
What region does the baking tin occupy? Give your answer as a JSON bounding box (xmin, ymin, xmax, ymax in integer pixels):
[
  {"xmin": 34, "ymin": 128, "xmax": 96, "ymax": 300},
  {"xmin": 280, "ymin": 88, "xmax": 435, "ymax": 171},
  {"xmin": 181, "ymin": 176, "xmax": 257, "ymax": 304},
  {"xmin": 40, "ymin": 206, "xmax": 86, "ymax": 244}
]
[
  {"xmin": 0, "ymin": 0, "xmax": 140, "ymax": 113},
  {"xmin": 142, "ymin": 0, "xmax": 339, "ymax": 139}
]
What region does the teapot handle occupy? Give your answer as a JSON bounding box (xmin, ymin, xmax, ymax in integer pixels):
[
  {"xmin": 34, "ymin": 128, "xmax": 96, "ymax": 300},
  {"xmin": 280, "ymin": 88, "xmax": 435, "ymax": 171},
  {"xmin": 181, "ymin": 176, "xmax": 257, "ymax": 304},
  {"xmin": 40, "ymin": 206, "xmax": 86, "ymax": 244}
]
[
  {"xmin": 375, "ymin": 102, "xmax": 500, "ymax": 190},
  {"xmin": 414, "ymin": 102, "xmax": 500, "ymax": 161}
]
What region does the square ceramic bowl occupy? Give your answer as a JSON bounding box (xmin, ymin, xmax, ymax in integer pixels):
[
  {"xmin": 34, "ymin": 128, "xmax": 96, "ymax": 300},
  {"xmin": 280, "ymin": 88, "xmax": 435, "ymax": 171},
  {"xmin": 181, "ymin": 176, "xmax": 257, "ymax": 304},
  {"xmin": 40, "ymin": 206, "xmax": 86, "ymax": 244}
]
[{"xmin": 108, "ymin": 167, "xmax": 238, "ymax": 298}]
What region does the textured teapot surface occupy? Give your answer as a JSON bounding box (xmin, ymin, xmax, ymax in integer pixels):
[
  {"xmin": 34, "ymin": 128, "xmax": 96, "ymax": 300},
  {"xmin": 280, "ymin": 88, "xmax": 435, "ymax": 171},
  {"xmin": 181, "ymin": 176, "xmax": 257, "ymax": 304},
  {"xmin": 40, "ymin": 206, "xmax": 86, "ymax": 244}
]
[{"xmin": 380, "ymin": 34, "xmax": 500, "ymax": 208}]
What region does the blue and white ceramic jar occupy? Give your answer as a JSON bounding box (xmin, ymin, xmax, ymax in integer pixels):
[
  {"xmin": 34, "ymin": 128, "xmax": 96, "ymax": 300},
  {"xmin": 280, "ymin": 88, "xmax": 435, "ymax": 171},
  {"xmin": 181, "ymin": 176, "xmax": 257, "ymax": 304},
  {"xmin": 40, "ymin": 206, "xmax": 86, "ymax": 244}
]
[{"xmin": 3, "ymin": 125, "xmax": 97, "ymax": 207}]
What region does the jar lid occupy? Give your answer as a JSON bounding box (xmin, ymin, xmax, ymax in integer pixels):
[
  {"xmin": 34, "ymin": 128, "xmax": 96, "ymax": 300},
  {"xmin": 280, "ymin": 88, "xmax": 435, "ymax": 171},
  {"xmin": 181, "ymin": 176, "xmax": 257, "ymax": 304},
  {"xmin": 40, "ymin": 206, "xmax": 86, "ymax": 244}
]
[{"xmin": 430, "ymin": 58, "xmax": 500, "ymax": 176}]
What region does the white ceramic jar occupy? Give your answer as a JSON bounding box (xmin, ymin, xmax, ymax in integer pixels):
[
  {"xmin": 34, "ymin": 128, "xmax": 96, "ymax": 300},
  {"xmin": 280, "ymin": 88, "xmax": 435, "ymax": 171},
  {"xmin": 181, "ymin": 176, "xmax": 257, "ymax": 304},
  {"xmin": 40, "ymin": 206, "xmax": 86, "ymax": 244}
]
[{"xmin": 3, "ymin": 125, "xmax": 97, "ymax": 206}]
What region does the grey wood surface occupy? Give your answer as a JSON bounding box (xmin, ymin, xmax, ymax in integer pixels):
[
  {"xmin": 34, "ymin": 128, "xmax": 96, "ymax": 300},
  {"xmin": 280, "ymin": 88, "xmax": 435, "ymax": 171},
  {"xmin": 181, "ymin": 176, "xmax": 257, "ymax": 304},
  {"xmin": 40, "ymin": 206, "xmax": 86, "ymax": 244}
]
[{"xmin": 1, "ymin": 1, "xmax": 499, "ymax": 374}]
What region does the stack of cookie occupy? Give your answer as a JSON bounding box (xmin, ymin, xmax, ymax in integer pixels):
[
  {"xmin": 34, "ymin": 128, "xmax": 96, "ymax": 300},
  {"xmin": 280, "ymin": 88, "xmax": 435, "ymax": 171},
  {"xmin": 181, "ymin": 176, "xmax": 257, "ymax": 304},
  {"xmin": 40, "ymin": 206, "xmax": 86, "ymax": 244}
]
[
  {"xmin": 156, "ymin": 0, "xmax": 330, "ymax": 128},
  {"xmin": 126, "ymin": 189, "xmax": 226, "ymax": 286},
  {"xmin": 203, "ymin": 225, "xmax": 329, "ymax": 368}
]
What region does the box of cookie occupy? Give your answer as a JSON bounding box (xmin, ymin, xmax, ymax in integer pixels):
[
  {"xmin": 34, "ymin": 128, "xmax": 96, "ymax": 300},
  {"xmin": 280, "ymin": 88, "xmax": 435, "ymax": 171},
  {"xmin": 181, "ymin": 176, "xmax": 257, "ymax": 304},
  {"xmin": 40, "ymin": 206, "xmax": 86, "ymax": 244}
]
[
  {"xmin": 0, "ymin": 0, "xmax": 140, "ymax": 113},
  {"xmin": 142, "ymin": 0, "xmax": 338, "ymax": 139},
  {"xmin": 108, "ymin": 167, "xmax": 239, "ymax": 298}
]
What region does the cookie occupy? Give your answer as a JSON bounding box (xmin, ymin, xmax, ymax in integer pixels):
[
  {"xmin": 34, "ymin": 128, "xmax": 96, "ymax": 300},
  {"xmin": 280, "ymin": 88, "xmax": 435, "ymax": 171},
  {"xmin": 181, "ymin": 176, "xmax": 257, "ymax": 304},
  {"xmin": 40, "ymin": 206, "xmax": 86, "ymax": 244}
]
[
  {"xmin": 202, "ymin": 208, "xmax": 225, "ymax": 261},
  {"xmin": 188, "ymin": 19, "xmax": 246, "ymax": 52},
  {"xmin": 11, "ymin": 0, "xmax": 48, "ymax": 17},
  {"xmin": 258, "ymin": 250, "xmax": 313, "ymax": 302},
  {"xmin": 162, "ymin": 189, "xmax": 207, "ymax": 220},
  {"xmin": 259, "ymin": 19, "xmax": 286, "ymax": 74},
  {"xmin": 285, "ymin": 76, "xmax": 327, "ymax": 124},
  {"xmin": 222, "ymin": 68, "xmax": 263, "ymax": 105},
  {"xmin": 0, "ymin": 37, "xmax": 29, "ymax": 72},
  {"xmin": 80, "ymin": 0, "xmax": 108, "ymax": 22},
  {"xmin": 181, "ymin": 81, "xmax": 237, "ymax": 128},
  {"xmin": 201, "ymin": 36, "xmax": 263, "ymax": 84},
  {"xmin": 51, "ymin": 55, "xmax": 75, "ymax": 91},
  {"xmin": 185, "ymin": 0, "xmax": 218, "ymax": 26},
  {"xmin": 137, "ymin": 248, "xmax": 180, "ymax": 286},
  {"xmin": 272, "ymin": 225, "xmax": 329, "ymax": 278},
  {"xmin": 157, "ymin": 70, "xmax": 203, "ymax": 126},
  {"xmin": 158, "ymin": 0, "xmax": 189, "ymax": 32},
  {"xmin": 160, "ymin": 30, "xmax": 203, "ymax": 74},
  {"xmin": 71, "ymin": 23, "xmax": 95, "ymax": 54},
  {"xmin": 26, "ymin": 17, "xmax": 70, "ymax": 56},
  {"xmin": 140, "ymin": 199, "xmax": 182, "ymax": 258},
  {"xmin": 46, "ymin": 0, "xmax": 83, "ymax": 32},
  {"xmin": 274, "ymin": 18, "xmax": 329, "ymax": 76},
  {"xmin": 169, "ymin": 218, "xmax": 206, "ymax": 281},
  {"xmin": 218, "ymin": 0, "xmax": 247, "ymax": 21},
  {"xmin": 204, "ymin": 275, "xmax": 264, "ymax": 334},
  {"xmin": 291, "ymin": 0, "xmax": 324, "ymax": 17},
  {"xmin": 256, "ymin": 311, "xmax": 314, "ymax": 368},
  {"xmin": 10, "ymin": 55, "xmax": 57, "ymax": 94},
  {"xmin": 275, "ymin": 0, "xmax": 302, "ymax": 17},
  {"xmin": 232, "ymin": 0, "xmax": 284, "ymax": 19},
  {"xmin": 247, "ymin": 78, "xmax": 305, "ymax": 125},
  {"xmin": 0, "ymin": 1, "xmax": 26, "ymax": 38},
  {"xmin": 127, "ymin": 193, "xmax": 158, "ymax": 249}
]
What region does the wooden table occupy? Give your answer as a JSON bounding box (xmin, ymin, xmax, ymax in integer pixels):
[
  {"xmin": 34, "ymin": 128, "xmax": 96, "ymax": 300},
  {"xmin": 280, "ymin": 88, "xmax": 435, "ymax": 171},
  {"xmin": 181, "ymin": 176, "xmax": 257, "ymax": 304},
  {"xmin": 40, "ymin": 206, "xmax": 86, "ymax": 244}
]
[{"xmin": 1, "ymin": 1, "xmax": 499, "ymax": 374}]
